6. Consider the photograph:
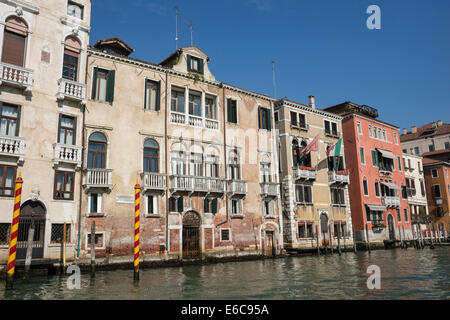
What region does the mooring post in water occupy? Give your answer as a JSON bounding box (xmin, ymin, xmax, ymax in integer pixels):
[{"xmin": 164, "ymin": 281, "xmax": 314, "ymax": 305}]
[
  {"xmin": 329, "ymin": 222, "xmax": 333, "ymax": 254},
  {"xmin": 365, "ymin": 224, "xmax": 370, "ymax": 253},
  {"xmin": 134, "ymin": 178, "xmax": 141, "ymax": 281},
  {"xmin": 343, "ymin": 222, "xmax": 346, "ymax": 252},
  {"xmin": 428, "ymin": 224, "xmax": 434, "ymax": 249},
  {"xmin": 316, "ymin": 225, "xmax": 320, "ymax": 256},
  {"xmin": 434, "ymin": 224, "xmax": 441, "ymax": 247},
  {"xmin": 23, "ymin": 222, "xmax": 35, "ymax": 280},
  {"xmin": 90, "ymin": 221, "xmax": 96, "ymax": 277},
  {"xmin": 337, "ymin": 221, "xmax": 342, "ymax": 255},
  {"xmin": 398, "ymin": 226, "xmax": 403, "ymax": 249},
  {"xmin": 6, "ymin": 173, "xmax": 23, "ymax": 290},
  {"xmin": 62, "ymin": 222, "xmax": 67, "ymax": 272},
  {"xmin": 352, "ymin": 228, "xmax": 357, "ymax": 253},
  {"xmin": 402, "ymin": 225, "xmax": 407, "ymax": 249}
]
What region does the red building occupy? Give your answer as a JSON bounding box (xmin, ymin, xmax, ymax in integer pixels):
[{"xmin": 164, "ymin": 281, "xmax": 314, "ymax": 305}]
[{"xmin": 324, "ymin": 102, "xmax": 412, "ymax": 243}]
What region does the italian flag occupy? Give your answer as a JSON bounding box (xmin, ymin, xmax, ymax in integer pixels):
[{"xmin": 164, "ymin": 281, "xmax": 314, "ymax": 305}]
[{"xmin": 327, "ymin": 138, "xmax": 342, "ymax": 157}]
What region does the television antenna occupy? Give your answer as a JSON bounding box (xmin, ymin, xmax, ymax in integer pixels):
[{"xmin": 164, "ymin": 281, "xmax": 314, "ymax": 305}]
[
  {"xmin": 174, "ymin": 6, "xmax": 179, "ymax": 50},
  {"xmin": 272, "ymin": 60, "xmax": 277, "ymax": 99},
  {"xmin": 185, "ymin": 19, "xmax": 193, "ymax": 46}
]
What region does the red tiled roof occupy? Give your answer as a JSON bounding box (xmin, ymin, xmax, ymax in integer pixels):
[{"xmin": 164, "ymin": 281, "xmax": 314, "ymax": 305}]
[
  {"xmin": 400, "ymin": 121, "xmax": 450, "ymax": 142},
  {"xmin": 422, "ymin": 148, "xmax": 450, "ymax": 157},
  {"xmin": 422, "ymin": 157, "xmax": 441, "ymax": 165}
]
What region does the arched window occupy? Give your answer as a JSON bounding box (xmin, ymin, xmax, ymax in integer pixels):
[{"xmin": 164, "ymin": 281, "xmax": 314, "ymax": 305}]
[
  {"xmin": 63, "ymin": 36, "xmax": 81, "ymax": 81},
  {"xmin": 228, "ymin": 149, "xmax": 240, "ymax": 180},
  {"xmin": 87, "ymin": 132, "xmax": 107, "ymax": 169},
  {"xmin": 143, "ymin": 139, "xmax": 159, "ymax": 173},
  {"xmin": 2, "ymin": 16, "xmax": 28, "ymax": 67},
  {"xmin": 292, "ymin": 139, "xmax": 299, "ymax": 166}
]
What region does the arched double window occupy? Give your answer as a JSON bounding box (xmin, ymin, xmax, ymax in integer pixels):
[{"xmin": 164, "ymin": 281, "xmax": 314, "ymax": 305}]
[
  {"xmin": 292, "ymin": 139, "xmax": 311, "ymax": 167},
  {"xmin": 143, "ymin": 139, "xmax": 159, "ymax": 173},
  {"xmin": 87, "ymin": 132, "xmax": 107, "ymax": 169},
  {"xmin": 228, "ymin": 149, "xmax": 241, "ymax": 180},
  {"xmin": 63, "ymin": 36, "xmax": 81, "ymax": 81},
  {"xmin": 2, "ymin": 16, "xmax": 28, "ymax": 67}
]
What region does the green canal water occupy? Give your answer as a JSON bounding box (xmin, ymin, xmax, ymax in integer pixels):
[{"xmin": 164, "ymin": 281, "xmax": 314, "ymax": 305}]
[{"xmin": 1, "ymin": 248, "xmax": 449, "ymax": 300}]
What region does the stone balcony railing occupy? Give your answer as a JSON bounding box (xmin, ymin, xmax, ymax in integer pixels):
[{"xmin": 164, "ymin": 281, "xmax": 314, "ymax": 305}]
[
  {"xmin": 188, "ymin": 115, "xmax": 203, "ymax": 128},
  {"xmin": 170, "ymin": 175, "xmax": 225, "ymax": 193},
  {"xmin": 0, "ymin": 135, "xmax": 25, "ymax": 163},
  {"xmin": 170, "ymin": 112, "xmax": 186, "ymax": 124},
  {"xmin": 328, "ymin": 170, "xmax": 350, "ymax": 184},
  {"xmin": 0, "ymin": 62, "xmax": 33, "ymax": 92},
  {"xmin": 57, "ymin": 78, "xmax": 87, "ymax": 105},
  {"xmin": 260, "ymin": 182, "xmax": 279, "ymax": 197},
  {"xmin": 227, "ymin": 180, "xmax": 248, "ymax": 196},
  {"xmin": 170, "ymin": 112, "xmax": 219, "ymax": 130},
  {"xmin": 53, "ymin": 143, "xmax": 82, "ymax": 168},
  {"xmin": 293, "ymin": 166, "xmax": 317, "ymax": 180},
  {"xmin": 141, "ymin": 172, "xmax": 167, "ymax": 191},
  {"xmin": 83, "ymin": 168, "xmax": 113, "ymax": 190},
  {"xmin": 382, "ymin": 196, "xmax": 400, "ymax": 207},
  {"xmin": 205, "ymin": 119, "xmax": 219, "ymax": 130}
]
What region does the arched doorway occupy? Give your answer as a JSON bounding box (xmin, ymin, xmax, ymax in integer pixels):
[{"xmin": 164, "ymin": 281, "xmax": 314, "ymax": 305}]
[
  {"xmin": 387, "ymin": 214, "xmax": 395, "ymax": 240},
  {"xmin": 16, "ymin": 200, "xmax": 46, "ymax": 259},
  {"xmin": 182, "ymin": 211, "xmax": 201, "ymax": 259},
  {"xmin": 320, "ymin": 213, "xmax": 329, "ymax": 246}
]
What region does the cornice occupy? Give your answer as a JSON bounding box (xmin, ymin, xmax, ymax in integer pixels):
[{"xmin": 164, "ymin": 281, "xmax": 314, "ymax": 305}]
[
  {"xmin": 275, "ymin": 100, "xmax": 343, "ymax": 121},
  {"xmin": 2, "ymin": 0, "xmax": 39, "ymax": 14}
]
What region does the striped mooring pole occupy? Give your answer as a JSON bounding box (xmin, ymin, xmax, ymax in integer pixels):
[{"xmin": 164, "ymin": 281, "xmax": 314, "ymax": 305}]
[
  {"xmin": 6, "ymin": 172, "xmax": 24, "ymax": 290},
  {"xmin": 134, "ymin": 178, "xmax": 140, "ymax": 281}
]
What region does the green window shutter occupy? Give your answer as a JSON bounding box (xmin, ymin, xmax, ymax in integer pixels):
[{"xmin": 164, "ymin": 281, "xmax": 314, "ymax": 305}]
[
  {"xmin": 187, "ymin": 55, "xmax": 192, "ymax": 72},
  {"xmin": 204, "ymin": 198, "xmax": 209, "ymax": 212},
  {"xmin": 91, "ymin": 67, "xmax": 98, "ymax": 100},
  {"xmin": 227, "ymin": 99, "xmax": 232, "ymax": 122},
  {"xmin": 106, "ymin": 70, "xmax": 115, "ymax": 103},
  {"xmin": 211, "ymin": 198, "xmax": 217, "ymax": 214},
  {"xmin": 266, "ymin": 109, "xmax": 272, "ymax": 131},
  {"xmin": 233, "ymin": 101, "xmax": 237, "ymax": 123},
  {"xmin": 258, "ymin": 107, "xmax": 262, "ymax": 129},
  {"xmin": 177, "ymin": 196, "xmax": 184, "ymax": 213},
  {"xmin": 198, "ymin": 59, "xmax": 204, "ymax": 74},
  {"xmin": 156, "ymin": 81, "xmax": 161, "ymax": 111}
]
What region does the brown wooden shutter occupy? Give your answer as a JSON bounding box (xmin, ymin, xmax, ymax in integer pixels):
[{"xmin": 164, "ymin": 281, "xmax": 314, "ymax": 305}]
[{"xmin": 1, "ymin": 31, "xmax": 26, "ymax": 66}]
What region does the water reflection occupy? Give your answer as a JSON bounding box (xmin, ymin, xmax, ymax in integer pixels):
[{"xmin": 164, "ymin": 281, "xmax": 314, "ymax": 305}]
[{"xmin": 0, "ymin": 248, "xmax": 448, "ymax": 300}]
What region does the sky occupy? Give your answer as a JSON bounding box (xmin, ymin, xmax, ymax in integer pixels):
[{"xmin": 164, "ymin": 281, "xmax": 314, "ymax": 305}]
[{"xmin": 90, "ymin": 0, "xmax": 450, "ymax": 132}]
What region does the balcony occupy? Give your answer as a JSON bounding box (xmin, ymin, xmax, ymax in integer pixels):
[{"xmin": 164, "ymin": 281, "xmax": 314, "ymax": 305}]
[
  {"xmin": 382, "ymin": 196, "xmax": 400, "ymax": 207},
  {"xmin": 57, "ymin": 78, "xmax": 87, "ymax": 105},
  {"xmin": 227, "ymin": 180, "xmax": 248, "ymax": 196},
  {"xmin": 378, "ymin": 166, "xmax": 393, "ymax": 176},
  {"xmin": 0, "ymin": 135, "xmax": 25, "ymax": 163},
  {"xmin": 169, "ymin": 175, "xmax": 225, "ymax": 194},
  {"xmin": 325, "ymin": 130, "xmax": 340, "ymax": 139},
  {"xmin": 293, "ymin": 166, "xmax": 317, "ymax": 181},
  {"xmin": 53, "ymin": 143, "xmax": 82, "ymax": 168},
  {"xmin": 170, "ymin": 112, "xmax": 186, "ymax": 124},
  {"xmin": 83, "ymin": 169, "xmax": 113, "ymax": 191},
  {"xmin": 205, "ymin": 119, "xmax": 219, "ymax": 130},
  {"xmin": 170, "ymin": 112, "xmax": 219, "ymax": 130},
  {"xmin": 328, "ymin": 170, "xmax": 350, "ymax": 184},
  {"xmin": 0, "ymin": 62, "xmax": 33, "ymax": 92},
  {"xmin": 260, "ymin": 182, "xmax": 279, "ymax": 198},
  {"xmin": 188, "ymin": 115, "xmax": 203, "ymax": 128},
  {"xmin": 141, "ymin": 172, "xmax": 167, "ymax": 192}
]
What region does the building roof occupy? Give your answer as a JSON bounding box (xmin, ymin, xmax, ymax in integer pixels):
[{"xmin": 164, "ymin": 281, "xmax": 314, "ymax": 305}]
[
  {"xmin": 400, "ymin": 121, "xmax": 450, "ymax": 142},
  {"xmin": 159, "ymin": 46, "xmax": 211, "ymax": 66},
  {"xmin": 422, "ymin": 157, "xmax": 449, "ymax": 167},
  {"xmin": 422, "ymin": 148, "xmax": 450, "ymax": 157},
  {"xmin": 93, "ymin": 37, "xmax": 135, "ymax": 56}
]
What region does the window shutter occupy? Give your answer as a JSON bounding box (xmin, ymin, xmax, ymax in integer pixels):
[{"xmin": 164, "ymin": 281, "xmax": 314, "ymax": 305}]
[
  {"xmin": 204, "ymin": 198, "xmax": 209, "ymax": 212},
  {"xmin": 266, "ymin": 109, "xmax": 272, "ymax": 131},
  {"xmin": 199, "ymin": 59, "xmax": 204, "ymax": 74},
  {"xmin": 2, "ymin": 31, "xmax": 26, "ymax": 67},
  {"xmin": 15, "ymin": 105, "xmax": 21, "ymax": 137},
  {"xmin": 187, "ymin": 55, "xmax": 192, "ymax": 72},
  {"xmin": 232, "ymin": 101, "xmax": 237, "ymax": 123},
  {"xmin": 258, "ymin": 107, "xmax": 262, "ymax": 129},
  {"xmin": 72, "ymin": 116, "xmax": 77, "ymax": 145},
  {"xmin": 91, "ymin": 67, "xmax": 98, "ymax": 100},
  {"xmin": 106, "ymin": 70, "xmax": 115, "ymax": 103},
  {"xmin": 212, "ymin": 198, "xmax": 217, "ymax": 214},
  {"xmin": 177, "ymin": 196, "xmax": 184, "ymax": 213},
  {"xmin": 156, "ymin": 81, "xmax": 161, "ymax": 111}
]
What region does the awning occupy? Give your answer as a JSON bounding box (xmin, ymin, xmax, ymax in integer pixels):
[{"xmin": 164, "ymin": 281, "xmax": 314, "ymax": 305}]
[
  {"xmin": 380, "ymin": 181, "xmax": 402, "ymax": 191},
  {"xmin": 366, "ymin": 204, "xmax": 387, "ymax": 212},
  {"xmin": 376, "ymin": 148, "xmax": 396, "ymax": 160}
]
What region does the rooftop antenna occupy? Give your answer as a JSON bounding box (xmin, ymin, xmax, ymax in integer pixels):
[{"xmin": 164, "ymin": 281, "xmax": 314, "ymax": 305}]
[
  {"xmin": 174, "ymin": 6, "xmax": 179, "ymax": 50},
  {"xmin": 185, "ymin": 19, "xmax": 193, "ymax": 46},
  {"xmin": 272, "ymin": 60, "xmax": 277, "ymax": 99}
]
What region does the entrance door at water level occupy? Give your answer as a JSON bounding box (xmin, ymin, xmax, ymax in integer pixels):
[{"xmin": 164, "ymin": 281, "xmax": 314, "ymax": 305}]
[
  {"xmin": 388, "ymin": 214, "xmax": 396, "ymax": 240},
  {"xmin": 16, "ymin": 201, "xmax": 46, "ymax": 259},
  {"xmin": 182, "ymin": 211, "xmax": 201, "ymax": 259},
  {"xmin": 265, "ymin": 231, "xmax": 275, "ymax": 256}
]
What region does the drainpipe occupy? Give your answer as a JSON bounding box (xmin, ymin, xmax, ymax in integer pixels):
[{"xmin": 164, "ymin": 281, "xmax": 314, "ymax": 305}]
[
  {"xmin": 272, "ymin": 100, "xmax": 283, "ymax": 252},
  {"xmin": 164, "ymin": 70, "xmax": 169, "ymax": 252}
]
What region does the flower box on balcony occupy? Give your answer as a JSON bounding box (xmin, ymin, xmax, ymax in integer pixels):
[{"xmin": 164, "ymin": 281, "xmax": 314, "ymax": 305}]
[
  {"xmin": 298, "ymin": 166, "xmax": 316, "ymax": 171},
  {"xmin": 336, "ymin": 170, "xmax": 349, "ymax": 175}
]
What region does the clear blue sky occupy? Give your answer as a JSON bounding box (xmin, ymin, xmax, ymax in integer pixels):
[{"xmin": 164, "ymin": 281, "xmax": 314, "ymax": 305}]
[{"xmin": 90, "ymin": 0, "xmax": 450, "ymax": 131}]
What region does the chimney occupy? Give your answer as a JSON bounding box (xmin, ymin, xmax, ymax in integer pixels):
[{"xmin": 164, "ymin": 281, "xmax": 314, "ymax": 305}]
[
  {"xmin": 411, "ymin": 126, "xmax": 417, "ymax": 133},
  {"xmin": 309, "ymin": 95, "xmax": 316, "ymax": 109},
  {"xmin": 437, "ymin": 120, "xmax": 443, "ymax": 127},
  {"xmin": 402, "ymin": 128, "xmax": 407, "ymax": 135}
]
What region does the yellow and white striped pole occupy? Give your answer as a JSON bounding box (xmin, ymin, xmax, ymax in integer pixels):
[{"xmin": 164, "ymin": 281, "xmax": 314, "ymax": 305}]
[
  {"xmin": 134, "ymin": 178, "xmax": 140, "ymax": 281},
  {"xmin": 6, "ymin": 172, "xmax": 23, "ymax": 289}
]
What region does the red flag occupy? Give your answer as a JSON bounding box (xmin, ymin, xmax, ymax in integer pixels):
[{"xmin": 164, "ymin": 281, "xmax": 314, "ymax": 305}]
[{"xmin": 301, "ymin": 134, "xmax": 319, "ymax": 157}]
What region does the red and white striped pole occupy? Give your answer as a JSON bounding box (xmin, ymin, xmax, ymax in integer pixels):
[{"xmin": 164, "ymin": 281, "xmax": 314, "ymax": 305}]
[
  {"xmin": 6, "ymin": 172, "xmax": 23, "ymax": 289},
  {"xmin": 134, "ymin": 178, "xmax": 140, "ymax": 281}
]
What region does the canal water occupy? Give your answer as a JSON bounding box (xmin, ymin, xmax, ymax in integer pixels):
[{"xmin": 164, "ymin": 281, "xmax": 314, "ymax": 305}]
[{"xmin": 1, "ymin": 248, "xmax": 449, "ymax": 300}]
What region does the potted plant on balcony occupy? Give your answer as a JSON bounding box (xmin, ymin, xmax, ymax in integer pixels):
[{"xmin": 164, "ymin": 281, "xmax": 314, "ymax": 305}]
[
  {"xmin": 336, "ymin": 169, "xmax": 349, "ymax": 175},
  {"xmin": 298, "ymin": 165, "xmax": 316, "ymax": 171},
  {"xmin": 371, "ymin": 221, "xmax": 386, "ymax": 233}
]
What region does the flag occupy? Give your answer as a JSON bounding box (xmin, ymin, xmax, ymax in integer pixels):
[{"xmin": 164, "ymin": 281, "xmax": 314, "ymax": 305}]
[
  {"xmin": 327, "ymin": 138, "xmax": 342, "ymax": 157},
  {"xmin": 301, "ymin": 134, "xmax": 319, "ymax": 157}
]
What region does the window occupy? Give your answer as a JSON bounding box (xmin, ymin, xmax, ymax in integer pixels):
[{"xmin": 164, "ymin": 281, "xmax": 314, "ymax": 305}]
[
  {"xmin": 0, "ymin": 165, "xmax": 16, "ymax": 197},
  {"xmin": 143, "ymin": 139, "xmax": 159, "ymax": 173},
  {"xmin": 397, "ymin": 157, "xmax": 402, "ymax": 171},
  {"xmin": 445, "ymin": 142, "xmax": 450, "ymax": 149},
  {"xmin": 363, "ymin": 179, "xmax": 369, "ymax": 196},
  {"xmin": 205, "ymin": 96, "xmax": 217, "ymax": 120},
  {"xmin": 169, "ymin": 196, "xmax": 183, "ymax": 213},
  {"xmin": 231, "ymin": 199, "xmax": 242, "ymax": 215},
  {"xmin": 432, "ymin": 185, "xmax": 441, "ymax": 198},
  {"xmin": 147, "ymin": 195, "xmax": 158, "ymax": 215},
  {"xmin": 87, "ymin": 132, "xmax": 107, "ymax": 169},
  {"xmin": 187, "ymin": 55, "xmax": 203, "ymax": 74},
  {"xmin": 2, "ymin": 16, "xmax": 28, "ymax": 67},
  {"xmin": 50, "ymin": 224, "xmax": 71, "ymax": 244},
  {"xmin": 54, "ymin": 170, "xmax": 75, "ymax": 200},
  {"xmin": 171, "ymin": 151, "xmax": 185, "ymax": 175},
  {"xmin": 204, "ymin": 198, "xmax": 218, "ymax": 214},
  {"xmin": 87, "ymin": 233, "xmax": 103, "ymax": 249},
  {"xmin": 357, "ymin": 121, "xmax": 362, "ymax": 135},
  {"xmin": 401, "ymin": 186, "xmax": 407, "ymax": 199},
  {"xmin": 227, "ymin": 99, "xmax": 238, "ymax": 124},
  {"xmin": 374, "ymin": 182, "xmax": 380, "ymax": 197},
  {"xmin": 92, "ymin": 67, "xmax": 115, "ymax": 103},
  {"xmin": 58, "ymin": 115, "xmax": 76, "ymax": 145},
  {"xmin": 404, "ymin": 209, "xmax": 409, "ymax": 222},
  {"xmin": 144, "ymin": 80, "xmax": 160, "ymax": 111},
  {"xmin": 331, "ymin": 188, "xmax": 345, "ymax": 205},
  {"xmin": 420, "ymin": 180, "xmax": 425, "ymax": 197},
  {"xmin": 188, "ymin": 92, "xmax": 201, "ymax": 117},
  {"xmin": 274, "ymin": 111, "xmax": 279, "ymax": 122},
  {"xmin": 429, "ymin": 144, "xmax": 435, "ymax": 152},
  {"xmin": 258, "ymin": 107, "xmax": 272, "ymax": 131},
  {"xmin": 295, "ymin": 184, "xmax": 312, "ymax": 203},
  {"xmin": 220, "ymin": 229, "xmax": 230, "ymax": 241},
  {"xmin": 371, "ymin": 150, "xmax": 378, "ymax": 167},
  {"xmin": 431, "ymin": 168, "xmax": 438, "ymax": 178},
  {"xmin": 89, "ymin": 193, "xmax": 101, "ymax": 213},
  {"xmin": 62, "ymin": 36, "xmax": 81, "ymax": 81},
  {"xmin": 263, "ymin": 199, "xmax": 274, "ymax": 216},
  {"xmin": 0, "ymin": 223, "xmax": 10, "ymax": 245},
  {"xmin": 0, "ymin": 103, "xmax": 20, "ymax": 137},
  {"xmin": 397, "ymin": 209, "xmax": 401, "ymax": 222},
  {"xmin": 260, "ymin": 163, "xmax": 271, "ymax": 183},
  {"xmin": 402, "ymin": 149, "xmax": 407, "ymax": 153},
  {"xmin": 290, "ymin": 111, "xmax": 297, "ymax": 126},
  {"xmin": 382, "ymin": 130, "xmax": 386, "ymax": 141},
  {"xmin": 394, "ymin": 133, "xmax": 398, "ymax": 145},
  {"xmin": 298, "ymin": 222, "xmax": 314, "ymax": 238},
  {"xmin": 189, "ymin": 153, "xmax": 203, "ymax": 176},
  {"xmin": 368, "ymin": 125, "xmax": 373, "ymax": 137},
  {"xmin": 205, "ymin": 155, "xmax": 220, "ymax": 177},
  {"xmin": 171, "ymin": 89, "xmax": 185, "ymax": 113},
  {"xmin": 228, "ymin": 150, "xmax": 241, "ymax": 180},
  {"xmin": 414, "ymin": 147, "xmax": 420, "ymax": 155},
  {"xmin": 360, "ymin": 147, "xmax": 365, "ymax": 165},
  {"xmin": 333, "ymin": 223, "xmax": 346, "ymax": 237},
  {"xmin": 324, "ymin": 120, "xmax": 338, "ymax": 136},
  {"xmin": 67, "ymin": 1, "xmax": 84, "ymax": 19}
]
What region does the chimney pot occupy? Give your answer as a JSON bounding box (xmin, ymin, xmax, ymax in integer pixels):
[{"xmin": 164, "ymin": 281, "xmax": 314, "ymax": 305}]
[
  {"xmin": 402, "ymin": 128, "xmax": 407, "ymax": 135},
  {"xmin": 411, "ymin": 126, "xmax": 417, "ymax": 133},
  {"xmin": 437, "ymin": 120, "xmax": 443, "ymax": 127},
  {"xmin": 309, "ymin": 95, "xmax": 316, "ymax": 109}
]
